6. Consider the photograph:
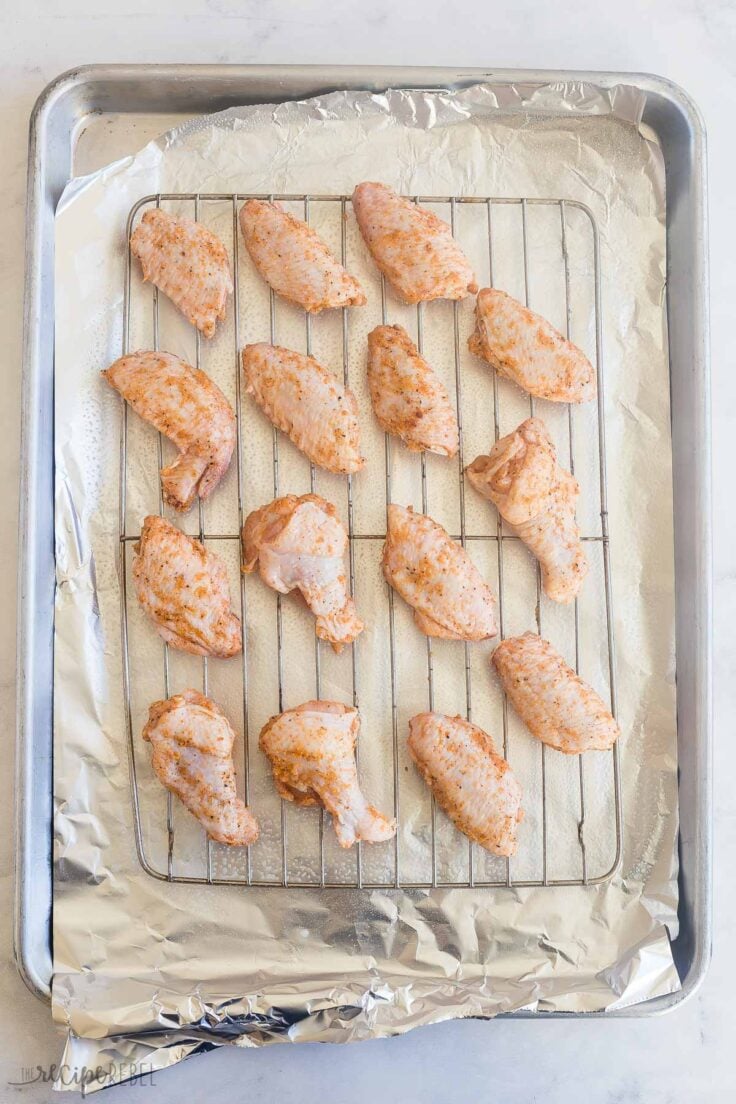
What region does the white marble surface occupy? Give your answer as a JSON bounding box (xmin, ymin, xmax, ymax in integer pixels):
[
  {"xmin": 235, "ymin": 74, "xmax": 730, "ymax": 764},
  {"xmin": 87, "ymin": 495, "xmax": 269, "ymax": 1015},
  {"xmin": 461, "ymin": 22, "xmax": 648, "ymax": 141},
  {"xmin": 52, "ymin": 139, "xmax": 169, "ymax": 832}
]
[{"xmin": 0, "ymin": 1, "xmax": 733, "ymax": 1100}]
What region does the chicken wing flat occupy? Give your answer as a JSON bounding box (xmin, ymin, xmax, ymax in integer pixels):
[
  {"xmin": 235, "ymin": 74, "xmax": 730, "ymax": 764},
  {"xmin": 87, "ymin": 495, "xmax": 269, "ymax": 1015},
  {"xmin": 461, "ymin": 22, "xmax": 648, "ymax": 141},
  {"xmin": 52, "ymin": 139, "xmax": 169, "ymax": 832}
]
[
  {"xmin": 239, "ymin": 199, "xmax": 366, "ymax": 312},
  {"xmin": 352, "ymin": 182, "xmax": 477, "ymax": 303},
  {"xmin": 133, "ymin": 515, "xmax": 242, "ymax": 657},
  {"xmin": 383, "ymin": 504, "xmax": 498, "ymax": 640},
  {"xmin": 243, "ymin": 493, "xmax": 363, "ymax": 652},
  {"xmin": 143, "ymin": 689, "xmax": 258, "ymax": 846},
  {"xmin": 242, "ymin": 343, "xmax": 365, "ymax": 474},
  {"xmin": 102, "ymin": 350, "xmax": 236, "ymax": 512},
  {"xmin": 367, "ymin": 324, "xmax": 459, "ymax": 456},
  {"xmin": 130, "ymin": 208, "xmax": 233, "ymax": 337},
  {"xmin": 492, "ymin": 632, "xmax": 620, "ymax": 754},
  {"xmin": 469, "ymin": 288, "xmax": 596, "ymax": 403},
  {"xmin": 408, "ymin": 712, "xmax": 523, "ymax": 857},
  {"xmin": 466, "ymin": 417, "xmax": 588, "ymax": 603},
  {"xmin": 259, "ymin": 701, "xmax": 396, "ymax": 848}
]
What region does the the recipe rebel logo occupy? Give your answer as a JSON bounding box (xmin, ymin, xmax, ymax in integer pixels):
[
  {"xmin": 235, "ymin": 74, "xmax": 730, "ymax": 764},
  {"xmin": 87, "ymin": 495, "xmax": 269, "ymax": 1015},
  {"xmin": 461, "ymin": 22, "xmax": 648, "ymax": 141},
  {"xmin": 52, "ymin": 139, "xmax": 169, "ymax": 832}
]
[{"xmin": 8, "ymin": 1061, "xmax": 156, "ymax": 1090}]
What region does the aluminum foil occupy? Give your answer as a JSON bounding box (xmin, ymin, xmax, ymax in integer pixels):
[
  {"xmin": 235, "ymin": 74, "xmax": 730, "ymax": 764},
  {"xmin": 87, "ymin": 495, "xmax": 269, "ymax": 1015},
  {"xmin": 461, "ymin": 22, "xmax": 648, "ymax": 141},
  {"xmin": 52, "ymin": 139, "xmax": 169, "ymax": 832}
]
[{"xmin": 51, "ymin": 81, "xmax": 679, "ymax": 1092}]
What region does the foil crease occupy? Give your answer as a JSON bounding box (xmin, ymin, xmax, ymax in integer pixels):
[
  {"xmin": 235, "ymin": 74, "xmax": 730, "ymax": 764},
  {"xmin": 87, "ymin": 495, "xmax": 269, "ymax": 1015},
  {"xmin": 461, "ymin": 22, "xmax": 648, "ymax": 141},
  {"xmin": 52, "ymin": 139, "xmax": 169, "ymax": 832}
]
[{"xmin": 51, "ymin": 81, "xmax": 679, "ymax": 1092}]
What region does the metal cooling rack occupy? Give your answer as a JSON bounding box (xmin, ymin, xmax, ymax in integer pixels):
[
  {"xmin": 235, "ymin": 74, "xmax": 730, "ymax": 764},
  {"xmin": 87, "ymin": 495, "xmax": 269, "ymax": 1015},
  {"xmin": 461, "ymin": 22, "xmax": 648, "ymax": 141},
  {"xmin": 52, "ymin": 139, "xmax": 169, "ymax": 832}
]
[{"xmin": 118, "ymin": 191, "xmax": 622, "ymax": 890}]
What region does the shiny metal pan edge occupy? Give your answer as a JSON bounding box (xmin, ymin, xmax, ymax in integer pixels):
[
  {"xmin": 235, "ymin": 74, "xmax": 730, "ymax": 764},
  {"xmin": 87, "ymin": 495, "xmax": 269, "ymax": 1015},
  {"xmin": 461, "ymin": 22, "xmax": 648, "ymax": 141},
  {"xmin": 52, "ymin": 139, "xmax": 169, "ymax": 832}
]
[{"xmin": 15, "ymin": 65, "xmax": 710, "ymax": 1014}]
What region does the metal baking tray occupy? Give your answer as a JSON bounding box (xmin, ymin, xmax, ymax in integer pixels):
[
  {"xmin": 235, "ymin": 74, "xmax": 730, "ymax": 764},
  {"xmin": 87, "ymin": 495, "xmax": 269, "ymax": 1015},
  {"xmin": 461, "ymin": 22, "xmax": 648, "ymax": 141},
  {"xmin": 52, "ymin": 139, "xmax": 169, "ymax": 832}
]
[{"xmin": 15, "ymin": 65, "xmax": 711, "ymax": 1012}]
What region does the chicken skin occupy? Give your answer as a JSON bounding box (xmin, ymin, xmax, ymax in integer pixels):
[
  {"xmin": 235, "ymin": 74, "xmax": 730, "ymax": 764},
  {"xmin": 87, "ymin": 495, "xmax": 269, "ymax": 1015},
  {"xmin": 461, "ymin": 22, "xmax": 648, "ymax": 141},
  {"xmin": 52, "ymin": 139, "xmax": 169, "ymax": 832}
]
[
  {"xmin": 242, "ymin": 343, "xmax": 365, "ymax": 474},
  {"xmin": 383, "ymin": 504, "xmax": 498, "ymax": 640},
  {"xmin": 243, "ymin": 494, "xmax": 363, "ymax": 652},
  {"xmin": 133, "ymin": 515, "xmax": 242, "ymax": 657},
  {"xmin": 469, "ymin": 288, "xmax": 596, "ymax": 403},
  {"xmin": 143, "ymin": 689, "xmax": 258, "ymax": 846},
  {"xmin": 492, "ymin": 632, "xmax": 620, "ymax": 754},
  {"xmin": 102, "ymin": 351, "xmax": 236, "ymax": 512},
  {"xmin": 239, "ymin": 199, "xmax": 366, "ymax": 312},
  {"xmin": 259, "ymin": 701, "xmax": 396, "ymax": 848},
  {"xmin": 367, "ymin": 325, "xmax": 459, "ymax": 456},
  {"xmin": 408, "ymin": 712, "xmax": 523, "ymax": 857},
  {"xmin": 352, "ymin": 182, "xmax": 477, "ymax": 303},
  {"xmin": 130, "ymin": 208, "xmax": 233, "ymax": 338},
  {"xmin": 466, "ymin": 418, "xmax": 588, "ymax": 603}
]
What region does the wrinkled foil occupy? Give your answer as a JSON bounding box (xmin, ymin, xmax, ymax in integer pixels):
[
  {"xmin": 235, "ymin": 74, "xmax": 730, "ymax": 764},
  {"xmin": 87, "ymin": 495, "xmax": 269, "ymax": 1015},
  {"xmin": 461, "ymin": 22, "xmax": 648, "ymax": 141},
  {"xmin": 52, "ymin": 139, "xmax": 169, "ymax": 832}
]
[{"xmin": 51, "ymin": 82, "xmax": 680, "ymax": 1092}]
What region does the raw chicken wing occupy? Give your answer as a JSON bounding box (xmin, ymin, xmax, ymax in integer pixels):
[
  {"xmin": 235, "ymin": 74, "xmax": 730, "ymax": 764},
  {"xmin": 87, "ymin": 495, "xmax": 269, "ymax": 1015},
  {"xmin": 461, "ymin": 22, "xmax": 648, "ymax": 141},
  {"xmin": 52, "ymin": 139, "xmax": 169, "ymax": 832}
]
[
  {"xmin": 143, "ymin": 689, "xmax": 258, "ymax": 845},
  {"xmin": 242, "ymin": 343, "xmax": 365, "ymax": 474},
  {"xmin": 466, "ymin": 417, "xmax": 588, "ymax": 603},
  {"xmin": 259, "ymin": 701, "xmax": 396, "ymax": 848},
  {"xmin": 408, "ymin": 712, "xmax": 523, "ymax": 857},
  {"xmin": 383, "ymin": 504, "xmax": 498, "ymax": 640},
  {"xmin": 367, "ymin": 324, "xmax": 459, "ymax": 456},
  {"xmin": 239, "ymin": 199, "xmax": 366, "ymax": 312},
  {"xmin": 133, "ymin": 515, "xmax": 241, "ymax": 657},
  {"xmin": 102, "ymin": 350, "xmax": 236, "ymax": 511},
  {"xmin": 492, "ymin": 632, "xmax": 620, "ymax": 754},
  {"xmin": 352, "ymin": 182, "xmax": 477, "ymax": 303},
  {"xmin": 469, "ymin": 288, "xmax": 596, "ymax": 403},
  {"xmin": 130, "ymin": 208, "xmax": 233, "ymax": 337},
  {"xmin": 243, "ymin": 493, "xmax": 363, "ymax": 652}
]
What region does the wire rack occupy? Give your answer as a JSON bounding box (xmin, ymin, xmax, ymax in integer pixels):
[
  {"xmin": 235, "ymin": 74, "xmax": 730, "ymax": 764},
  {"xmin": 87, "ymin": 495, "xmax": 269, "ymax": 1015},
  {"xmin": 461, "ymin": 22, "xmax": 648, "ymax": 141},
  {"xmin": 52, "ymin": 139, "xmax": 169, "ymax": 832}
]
[{"xmin": 118, "ymin": 191, "xmax": 621, "ymax": 890}]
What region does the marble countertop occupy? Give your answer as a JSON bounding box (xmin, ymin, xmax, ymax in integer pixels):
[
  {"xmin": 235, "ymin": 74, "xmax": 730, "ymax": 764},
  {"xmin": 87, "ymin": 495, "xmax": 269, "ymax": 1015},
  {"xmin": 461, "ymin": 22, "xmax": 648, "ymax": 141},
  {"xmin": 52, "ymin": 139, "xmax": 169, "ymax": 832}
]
[{"xmin": 1, "ymin": 2, "xmax": 732, "ymax": 1100}]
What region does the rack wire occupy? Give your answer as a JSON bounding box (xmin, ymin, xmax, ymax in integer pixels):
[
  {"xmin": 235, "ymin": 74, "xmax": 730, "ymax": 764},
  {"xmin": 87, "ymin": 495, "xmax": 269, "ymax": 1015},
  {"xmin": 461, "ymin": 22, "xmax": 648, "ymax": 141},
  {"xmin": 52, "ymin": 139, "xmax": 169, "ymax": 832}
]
[{"xmin": 118, "ymin": 191, "xmax": 621, "ymax": 890}]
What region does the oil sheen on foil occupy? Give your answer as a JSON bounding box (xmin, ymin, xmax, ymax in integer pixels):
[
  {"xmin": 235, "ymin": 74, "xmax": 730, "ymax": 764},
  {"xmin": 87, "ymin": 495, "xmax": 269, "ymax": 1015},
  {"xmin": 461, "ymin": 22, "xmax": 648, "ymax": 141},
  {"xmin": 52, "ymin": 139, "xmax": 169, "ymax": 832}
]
[{"xmin": 51, "ymin": 81, "xmax": 679, "ymax": 1092}]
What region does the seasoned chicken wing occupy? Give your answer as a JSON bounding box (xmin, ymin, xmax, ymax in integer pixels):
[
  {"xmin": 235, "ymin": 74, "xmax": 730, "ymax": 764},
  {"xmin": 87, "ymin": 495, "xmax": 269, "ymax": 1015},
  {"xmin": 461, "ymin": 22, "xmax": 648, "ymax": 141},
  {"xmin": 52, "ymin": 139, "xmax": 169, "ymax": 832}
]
[
  {"xmin": 367, "ymin": 324, "xmax": 459, "ymax": 456},
  {"xmin": 243, "ymin": 493, "xmax": 363, "ymax": 652},
  {"xmin": 143, "ymin": 689, "xmax": 258, "ymax": 846},
  {"xmin": 408, "ymin": 712, "xmax": 523, "ymax": 857},
  {"xmin": 242, "ymin": 343, "xmax": 365, "ymax": 474},
  {"xmin": 239, "ymin": 199, "xmax": 366, "ymax": 312},
  {"xmin": 469, "ymin": 288, "xmax": 596, "ymax": 403},
  {"xmin": 352, "ymin": 182, "xmax": 477, "ymax": 303},
  {"xmin": 102, "ymin": 351, "xmax": 236, "ymax": 512},
  {"xmin": 259, "ymin": 701, "xmax": 396, "ymax": 848},
  {"xmin": 130, "ymin": 208, "xmax": 233, "ymax": 338},
  {"xmin": 492, "ymin": 632, "xmax": 620, "ymax": 754},
  {"xmin": 383, "ymin": 504, "xmax": 498, "ymax": 640},
  {"xmin": 466, "ymin": 417, "xmax": 588, "ymax": 603},
  {"xmin": 133, "ymin": 515, "xmax": 241, "ymax": 657}
]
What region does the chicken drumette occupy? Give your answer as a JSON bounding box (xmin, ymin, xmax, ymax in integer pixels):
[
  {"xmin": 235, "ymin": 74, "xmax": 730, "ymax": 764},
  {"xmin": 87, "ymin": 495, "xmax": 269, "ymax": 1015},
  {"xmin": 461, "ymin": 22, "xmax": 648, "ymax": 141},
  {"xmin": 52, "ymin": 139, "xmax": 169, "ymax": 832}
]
[
  {"xmin": 259, "ymin": 701, "xmax": 396, "ymax": 848},
  {"xmin": 143, "ymin": 689, "xmax": 258, "ymax": 846},
  {"xmin": 243, "ymin": 493, "xmax": 364, "ymax": 652},
  {"xmin": 466, "ymin": 417, "xmax": 588, "ymax": 603}
]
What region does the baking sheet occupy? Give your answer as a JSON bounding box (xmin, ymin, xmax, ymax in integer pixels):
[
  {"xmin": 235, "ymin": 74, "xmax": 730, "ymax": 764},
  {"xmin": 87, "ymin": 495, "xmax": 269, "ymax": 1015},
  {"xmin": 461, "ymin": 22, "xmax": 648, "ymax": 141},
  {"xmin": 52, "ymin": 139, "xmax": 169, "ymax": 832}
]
[{"xmin": 51, "ymin": 81, "xmax": 679, "ymax": 1091}]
